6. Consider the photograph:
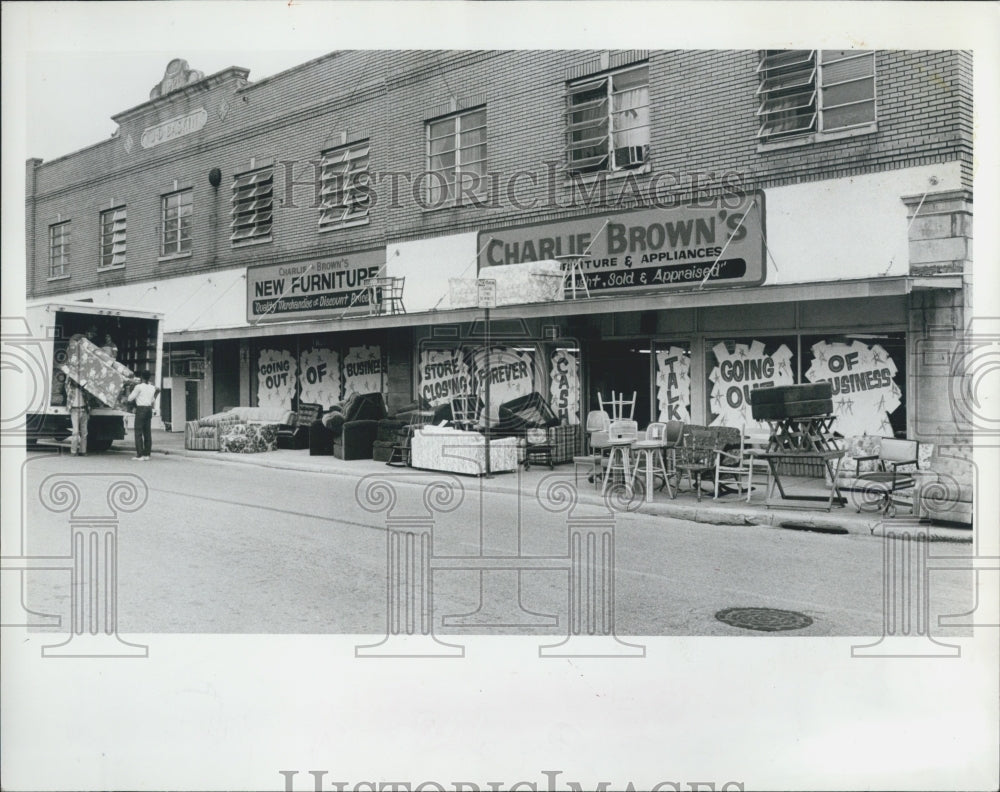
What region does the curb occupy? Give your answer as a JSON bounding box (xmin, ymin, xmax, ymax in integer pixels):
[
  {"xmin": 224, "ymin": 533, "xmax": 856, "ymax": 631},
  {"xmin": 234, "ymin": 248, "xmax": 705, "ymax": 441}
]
[{"xmin": 151, "ymin": 442, "xmax": 972, "ymax": 543}]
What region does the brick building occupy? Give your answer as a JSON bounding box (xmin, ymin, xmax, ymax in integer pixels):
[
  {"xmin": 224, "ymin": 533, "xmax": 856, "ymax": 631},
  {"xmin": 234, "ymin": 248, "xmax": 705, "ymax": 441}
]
[{"xmin": 26, "ymin": 49, "xmax": 972, "ymax": 447}]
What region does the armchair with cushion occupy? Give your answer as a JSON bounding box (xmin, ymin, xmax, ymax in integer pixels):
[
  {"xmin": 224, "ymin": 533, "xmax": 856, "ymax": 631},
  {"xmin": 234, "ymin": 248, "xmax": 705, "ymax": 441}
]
[
  {"xmin": 324, "ymin": 392, "xmax": 388, "ymax": 460},
  {"xmin": 276, "ymin": 402, "xmax": 324, "ymax": 450},
  {"xmin": 836, "ymin": 436, "xmax": 921, "ymax": 517}
]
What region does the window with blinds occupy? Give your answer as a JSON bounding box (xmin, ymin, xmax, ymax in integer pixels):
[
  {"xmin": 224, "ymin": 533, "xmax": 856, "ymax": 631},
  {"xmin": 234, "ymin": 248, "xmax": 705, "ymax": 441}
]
[
  {"xmin": 426, "ymin": 107, "xmax": 487, "ymax": 206},
  {"xmin": 161, "ymin": 189, "xmax": 192, "ymax": 256},
  {"xmin": 231, "ymin": 168, "xmax": 274, "ymax": 243},
  {"xmin": 757, "ymin": 50, "xmax": 876, "ymax": 144},
  {"xmin": 99, "ymin": 206, "xmax": 126, "ymax": 269},
  {"xmin": 566, "ymin": 64, "xmax": 650, "ymax": 175},
  {"xmin": 319, "ymin": 141, "xmax": 371, "ymax": 230},
  {"xmin": 49, "ymin": 221, "xmax": 70, "ymax": 278}
]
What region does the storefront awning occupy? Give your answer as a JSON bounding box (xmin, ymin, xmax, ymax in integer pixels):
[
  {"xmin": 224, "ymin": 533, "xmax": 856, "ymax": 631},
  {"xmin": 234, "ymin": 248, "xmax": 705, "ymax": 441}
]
[{"xmin": 165, "ymin": 274, "xmax": 962, "ymax": 343}]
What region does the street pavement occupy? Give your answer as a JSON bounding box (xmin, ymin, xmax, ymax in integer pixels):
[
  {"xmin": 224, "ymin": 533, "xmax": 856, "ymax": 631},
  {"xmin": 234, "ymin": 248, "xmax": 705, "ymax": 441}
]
[{"xmin": 16, "ymin": 431, "xmax": 975, "ymax": 637}]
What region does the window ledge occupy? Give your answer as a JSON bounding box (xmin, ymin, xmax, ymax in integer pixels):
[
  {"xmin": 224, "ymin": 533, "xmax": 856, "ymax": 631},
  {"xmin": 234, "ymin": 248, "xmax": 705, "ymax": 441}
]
[
  {"xmin": 757, "ymin": 123, "xmax": 877, "ymax": 153},
  {"xmin": 420, "ymin": 196, "xmax": 491, "ymax": 214},
  {"xmin": 97, "ymin": 264, "xmax": 126, "ymax": 273},
  {"xmin": 231, "ymin": 235, "xmax": 273, "ymax": 249},
  {"xmin": 158, "ymin": 252, "xmax": 193, "ymax": 263},
  {"xmin": 563, "ymin": 164, "xmax": 652, "ymax": 187},
  {"xmin": 318, "ymin": 217, "xmax": 371, "ymax": 233},
  {"xmin": 47, "ymin": 274, "xmax": 71, "ymax": 282}
]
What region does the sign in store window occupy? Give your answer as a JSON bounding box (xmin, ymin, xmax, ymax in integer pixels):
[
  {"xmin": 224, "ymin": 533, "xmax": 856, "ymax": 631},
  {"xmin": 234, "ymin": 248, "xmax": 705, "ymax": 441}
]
[
  {"xmin": 709, "ymin": 339, "xmax": 795, "ymax": 431},
  {"xmin": 655, "ymin": 345, "xmax": 691, "ymax": 423},
  {"xmin": 804, "ymin": 338, "xmax": 903, "ymax": 437}
]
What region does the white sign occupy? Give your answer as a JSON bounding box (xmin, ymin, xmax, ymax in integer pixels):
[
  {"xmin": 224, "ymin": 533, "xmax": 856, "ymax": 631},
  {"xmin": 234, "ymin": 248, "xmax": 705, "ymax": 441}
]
[
  {"xmin": 419, "ymin": 349, "xmax": 472, "ymax": 407},
  {"xmin": 709, "ymin": 340, "xmax": 794, "ymax": 431},
  {"xmin": 655, "ymin": 347, "xmax": 691, "ymax": 423},
  {"xmin": 257, "ymin": 348, "xmax": 296, "ymax": 411},
  {"xmin": 805, "ymin": 340, "xmax": 902, "ymax": 437},
  {"xmin": 298, "ymin": 347, "xmax": 341, "ymax": 409},
  {"xmin": 549, "ymin": 349, "xmax": 580, "ymax": 425},
  {"xmin": 472, "ymin": 346, "xmax": 534, "ymax": 421},
  {"xmin": 477, "ymin": 279, "xmax": 497, "ymax": 308},
  {"xmin": 140, "ymin": 108, "xmax": 208, "ymax": 149},
  {"xmin": 343, "ymin": 345, "xmax": 384, "ymax": 399}
]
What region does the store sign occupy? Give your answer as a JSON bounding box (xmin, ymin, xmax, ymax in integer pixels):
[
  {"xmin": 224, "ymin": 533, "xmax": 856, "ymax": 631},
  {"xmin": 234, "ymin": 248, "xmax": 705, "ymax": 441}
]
[
  {"xmin": 478, "ymin": 194, "xmax": 764, "ymax": 294},
  {"xmin": 471, "ymin": 347, "xmax": 534, "ymax": 420},
  {"xmin": 709, "ymin": 340, "xmax": 794, "ymax": 430},
  {"xmin": 246, "ymin": 250, "xmax": 385, "ymax": 322},
  {"xmin": 419, "ymin": 349, "xmax": 472, "ymax": 407},
  {"xmin": 342, "ymin": 345, "xmax": 385, "ymax": 399},
  {"xmin": 257, "ymin": 348, "xmax": 296, "ymax": 411},
  {"xmin": 550, "ymin": 349, "xmax": 580, "ymax": 425},
  {"xmin": 299, "ymin": 347, "xmax": 341, "ymax": 409},
  {"xmin": 140, "ymin": 108, "xmax": 207, "ymax": 149},
  {"xmin": 805, "ymin": 340, "xmax": 902, "ymax": 437},
  {"xmin": 655, "ymin": 347, "xmax": 691, "ymax": 423}
]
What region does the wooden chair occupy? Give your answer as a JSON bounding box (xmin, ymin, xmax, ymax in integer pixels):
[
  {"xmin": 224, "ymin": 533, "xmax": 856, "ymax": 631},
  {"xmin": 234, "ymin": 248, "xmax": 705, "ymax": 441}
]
[
  {"xmin": 366, "ymin": 276, "xmax": 406, "ymax": 316},
  {"xmin": 713, "ymin": 429, "xmax": 770, "ymax": 502},
  {"xmin": 674, "ymin": 426, "xmax": 734, "ymax": 502},
  {"xmin": 449, "ymin": 394, "xmax": 480, "ymax": 431}
]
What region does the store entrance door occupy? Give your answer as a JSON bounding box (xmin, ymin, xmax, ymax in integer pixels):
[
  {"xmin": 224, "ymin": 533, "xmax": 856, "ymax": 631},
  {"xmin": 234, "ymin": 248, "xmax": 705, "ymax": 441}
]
[{"xmin": 587, "ymin": 341, "xmax": 652, "ymax": 424}]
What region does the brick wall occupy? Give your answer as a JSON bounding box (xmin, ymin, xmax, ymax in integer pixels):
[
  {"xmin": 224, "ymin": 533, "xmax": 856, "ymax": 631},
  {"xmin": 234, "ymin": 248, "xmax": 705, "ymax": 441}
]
[{"xmin": 27, "ymin": 49, "xmax": 972, "ymax": 298}]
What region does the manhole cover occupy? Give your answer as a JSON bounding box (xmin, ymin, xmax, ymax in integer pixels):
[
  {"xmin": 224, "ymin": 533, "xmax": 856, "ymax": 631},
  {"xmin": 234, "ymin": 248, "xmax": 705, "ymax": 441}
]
[{"xmin": 715, "ymin": 607, "xmax": 813, "ymax": 632}]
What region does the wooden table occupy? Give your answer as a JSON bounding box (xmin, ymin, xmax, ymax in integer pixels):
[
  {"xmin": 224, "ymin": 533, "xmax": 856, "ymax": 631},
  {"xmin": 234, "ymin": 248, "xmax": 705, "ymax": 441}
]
[{"xmin": 760, "ymin": 450, "xmax": 847, "ymax": 511}]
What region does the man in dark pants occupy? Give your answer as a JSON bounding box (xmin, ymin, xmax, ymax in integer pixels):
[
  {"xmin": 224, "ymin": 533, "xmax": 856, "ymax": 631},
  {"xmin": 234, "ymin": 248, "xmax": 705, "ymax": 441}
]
[{"xmin": 127, "ymin": 370, "xmax": 159, "ymax": 460}]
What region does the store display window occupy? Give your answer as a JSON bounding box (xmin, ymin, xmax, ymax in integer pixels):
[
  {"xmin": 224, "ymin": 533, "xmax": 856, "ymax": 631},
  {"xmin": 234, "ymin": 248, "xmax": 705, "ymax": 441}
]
[
  {"xmin": 549, "ymin": 347, "xmax": 581, "ymax": 425},
  {"xmin": 802, "ymin": 332, "xmax": 906, "ymax": 438},
  {"xmin": 653, "ymin": 342, "xmax": 691, "ymax": 423},
  {"xmin": 707, "ymin": 336, "xmax": 796, "ymax": 430}
]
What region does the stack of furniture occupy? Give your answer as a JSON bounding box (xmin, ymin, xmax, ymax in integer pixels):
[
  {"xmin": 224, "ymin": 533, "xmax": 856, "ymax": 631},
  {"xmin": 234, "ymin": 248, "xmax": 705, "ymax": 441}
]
[{"xmin": 750, "ymin": 382, "xmax": 846, "ymax": 511}]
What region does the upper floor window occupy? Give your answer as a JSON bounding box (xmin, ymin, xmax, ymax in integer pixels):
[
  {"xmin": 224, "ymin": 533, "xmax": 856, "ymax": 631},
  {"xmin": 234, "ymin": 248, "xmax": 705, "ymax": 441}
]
[
  {"xmin": 426, "ymin": 107, "xmax": 487, "ymax": 206},
  {"xmin": 319, "ymin": 141, "xmax": 371, "ymax": 230},
  {"xmin": 757, "ymin": 50, "xmax": 876, "ymax": 144},
  {"xmin": 566, "ymin": 64, "xmax": 650, "ymax": 175},
  {"xmin": 49, "ymin": 221, "xmax": 70, "ymax": 279},
  {"xmin": 231, "ymin": 167, "xmax": 273, "ymax": 244},
  {"xmin": 161, "ymin": 189, "xmax": 192, "ymax": 256},
  {"xmin": 99, "ymin": 206, "xmax": 127, "ymax": 269}
]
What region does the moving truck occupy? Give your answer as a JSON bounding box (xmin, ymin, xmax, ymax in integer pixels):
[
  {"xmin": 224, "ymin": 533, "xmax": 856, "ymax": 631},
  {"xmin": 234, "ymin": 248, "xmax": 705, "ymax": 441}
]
[{"xmin": 22, "ymin": 301, "xmax": 163, "ymax": 451}]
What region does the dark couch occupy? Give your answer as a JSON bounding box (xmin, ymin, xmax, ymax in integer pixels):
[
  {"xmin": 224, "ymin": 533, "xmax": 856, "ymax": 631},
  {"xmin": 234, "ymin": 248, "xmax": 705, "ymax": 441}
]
[{"xmin": 323, "ymin": 392, "xmax": 388, "ymax": 459}]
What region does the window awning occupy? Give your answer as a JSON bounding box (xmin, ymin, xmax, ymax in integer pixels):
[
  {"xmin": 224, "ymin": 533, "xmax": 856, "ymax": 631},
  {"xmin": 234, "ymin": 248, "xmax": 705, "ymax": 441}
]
[{"xmin": 165, "ymin": 274, "xmax": 962, "ymax": 343}]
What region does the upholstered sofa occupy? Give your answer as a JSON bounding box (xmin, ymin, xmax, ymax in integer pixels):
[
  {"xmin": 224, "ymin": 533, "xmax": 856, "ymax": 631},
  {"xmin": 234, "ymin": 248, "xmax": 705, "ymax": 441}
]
[
  {"xmin": 914, "ymin": 447, "xmax": 974, "ymax": 526},
  {"xmin": 410, "ymin": 425, "xmax": 518, "ymax": 476},
  {"xmin": 185, "ymin": 406, "xmax": 296, "ymax": 451}
]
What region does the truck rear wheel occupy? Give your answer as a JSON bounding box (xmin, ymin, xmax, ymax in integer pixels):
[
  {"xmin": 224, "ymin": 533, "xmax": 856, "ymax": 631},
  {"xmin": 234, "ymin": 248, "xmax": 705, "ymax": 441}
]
[{"xmin": 87, "ymin": 436, "xmax": 114, "ymax": 453}]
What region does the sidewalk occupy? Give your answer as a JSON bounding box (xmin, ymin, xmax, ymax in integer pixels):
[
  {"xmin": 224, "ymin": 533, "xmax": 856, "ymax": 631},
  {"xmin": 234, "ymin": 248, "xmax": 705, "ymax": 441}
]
[{"xmin": 146, "ymin": 428, "xmax": 972, "ymax": 542}]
